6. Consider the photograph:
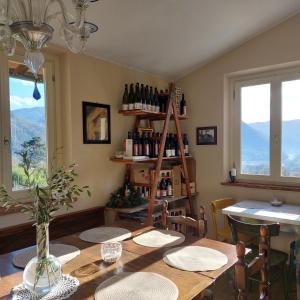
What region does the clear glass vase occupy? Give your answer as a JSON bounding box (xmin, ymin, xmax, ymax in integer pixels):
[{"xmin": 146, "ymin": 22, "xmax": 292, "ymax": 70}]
[{"xmin": 23, "ymin": 223, "xmax": 62, "ymax": 297}]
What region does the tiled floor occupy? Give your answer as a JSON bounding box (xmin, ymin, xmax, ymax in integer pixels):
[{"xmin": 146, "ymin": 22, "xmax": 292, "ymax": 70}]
[{"xmin": 211, "ymin": 271, "xmax": 296, "ymax": 300}]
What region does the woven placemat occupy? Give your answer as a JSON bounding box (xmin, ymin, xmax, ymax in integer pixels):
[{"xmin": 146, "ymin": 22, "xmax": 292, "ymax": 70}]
[
  {"xmin": 79, "ymin": 227, "xmax": 131, "ymax": 243},
  {"xmin": 12, "ymin": 274, "xmax": 79, "ymax": 300},
  {"xmin": 13, "ymin": 244, "xmax": 80, "ymax": 269},
  {"xmin": 163, "ymin": 246, "xmax": 228, "ymax": 272},
  {"xmin": 94, "ymin": 272, "xmax": 178, "ymax": 300},
  {"xmin": 133, "ymin": 229, "xmax": 185, "ymax": 248}
]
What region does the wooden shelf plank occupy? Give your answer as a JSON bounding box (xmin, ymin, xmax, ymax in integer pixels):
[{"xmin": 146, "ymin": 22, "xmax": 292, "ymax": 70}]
[
  {"xmin": 119, "ymin": 109, "xmax": 188, "ymax": 121},
  {"xmin": 221, "ymin": 181, "xmax": 300, "ymax": 192},
  {"xmin": 110, "ymin": 156, "xmax": 193, "ymax": 164}
]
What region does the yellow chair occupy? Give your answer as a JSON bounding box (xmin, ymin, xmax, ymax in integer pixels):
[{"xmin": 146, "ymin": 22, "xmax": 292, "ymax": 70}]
[{"xmin": 211, "ymin": 198, "xmax": 235, "ymax": 242}]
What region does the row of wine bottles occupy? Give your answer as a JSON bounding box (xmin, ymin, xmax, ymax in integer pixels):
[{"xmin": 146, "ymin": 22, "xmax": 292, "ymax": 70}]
[
  {"xmin": 124, "ymin": 174, "xmax": 173, "ymax": 199},
  {"xmin": 122, "ymin": 83, "xmax": 187, "ymax": 116},
  {"xmin": 156, "ymin": 172, "xmax": 173, "ymax": 198},
  {"xmin": 125, "ymin": 131, "xmax": 189, "ymax": 158}
]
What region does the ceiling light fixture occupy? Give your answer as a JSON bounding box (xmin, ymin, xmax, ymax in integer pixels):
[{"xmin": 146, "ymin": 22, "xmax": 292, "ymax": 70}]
[{"xmin": 0, "ymin": 0, "xmax": 99, "ymax": 99}]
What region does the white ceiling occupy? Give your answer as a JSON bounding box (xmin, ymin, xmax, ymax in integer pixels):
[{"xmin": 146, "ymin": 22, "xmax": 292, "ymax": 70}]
[{"xmin": 52, "ymin": 0, "xmax": 300, "ymax": 79}]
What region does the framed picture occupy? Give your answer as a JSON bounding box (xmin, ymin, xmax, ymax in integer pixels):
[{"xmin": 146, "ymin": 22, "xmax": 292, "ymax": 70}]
[
  {"xmin": 196, "ymin": 126, "xmax": 217, "ymax": 145},
  {"xmin": 82, "ymin": 101, "xmax": 111, "ymax": 144}
]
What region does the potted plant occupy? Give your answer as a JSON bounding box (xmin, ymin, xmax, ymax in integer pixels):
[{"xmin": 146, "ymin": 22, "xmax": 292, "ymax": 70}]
[{"xmin": 0, "ymin": 138, "xmax": 90, "ymax": 297}]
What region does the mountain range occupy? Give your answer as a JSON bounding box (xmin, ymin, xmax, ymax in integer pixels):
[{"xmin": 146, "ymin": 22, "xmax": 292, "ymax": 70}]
[
  {"xmin": 11, "ymin": 107, "xmax": 46, "ymax": 155},
  {"xmin": 9, "ymin": 107, "xmax": 300, "ymax": 165},
  {"xmin": 242, "ymin": 119, "xmax": 300, "ymax": 162}
]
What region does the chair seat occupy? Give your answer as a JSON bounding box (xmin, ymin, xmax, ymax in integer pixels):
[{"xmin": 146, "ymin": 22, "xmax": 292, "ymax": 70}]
[
  {"xmin": 217, "ymin": 228, "xmax": 255, "ymax": 244},
  {"xmin": 246, "ymin": 244, "xmax": 288, "ymax": 268}
]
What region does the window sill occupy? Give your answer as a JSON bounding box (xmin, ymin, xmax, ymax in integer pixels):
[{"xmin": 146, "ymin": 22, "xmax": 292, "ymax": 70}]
[
  {"xmin": 0, "ymin": 204, "xmax": 30, "ymax": 216},
  {"xmin": 221, "ymin": 181, "xmax": 300, "ymax": 192}
]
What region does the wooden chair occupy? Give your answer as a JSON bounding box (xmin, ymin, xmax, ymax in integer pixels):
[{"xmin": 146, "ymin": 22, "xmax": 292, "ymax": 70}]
[
  {"xmin": 162, "ymin": 200, "xmax": 211, "ymax": 300},
  {"xmin": 287, "ymin": 239, "xmax": 300, "ymax": 299},
  {"xmin": 162, "ymin": 200, "xmax": 207, "ymax": 237},
  {"xmin": 235, "ymin": 225, "xmax": 270, "ymax": 300},
  {"xmin": 211, "ymin": 198, "xmax": 236, "ymax": 242},
  {"xmin": 228, "ymin": 215, "xmax": 288, "ymax": 300}
]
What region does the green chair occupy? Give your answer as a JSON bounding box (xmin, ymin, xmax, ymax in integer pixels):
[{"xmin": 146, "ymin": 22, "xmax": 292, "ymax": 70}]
[
  {"xmin": 227, "ymin": 215, "xmax": 289, "ymax": 300},
  {"xmin": 288, "ymin": 239, "xmax": 300, "ymax": 299}
]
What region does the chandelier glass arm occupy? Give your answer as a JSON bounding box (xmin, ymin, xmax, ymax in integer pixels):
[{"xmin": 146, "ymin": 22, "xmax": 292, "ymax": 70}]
[
  {"xmin": 45, "ymin": 0, "xmax": 71, "ymax": 26},
  {"xmin": 46, "ymin": 0, "xmax": 85, "ymax": 30}
]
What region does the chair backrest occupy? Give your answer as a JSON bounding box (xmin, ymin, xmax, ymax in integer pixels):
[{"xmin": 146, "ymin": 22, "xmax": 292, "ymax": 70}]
[
  {"xmin": 210, "ymin": 198, "xmax": 235, "ymax": 240},
  {"xmin": 227, "ymin": 215, "xmax": 280, "ymax": 245},
  {"xmin": 162, "ymin": 200, "xmax": 207, "ymax": 237},
  {"xmin": 290, "ymin": 239, "xmax": 300, "ymax": 300},
  {"xmin": 235, "ymin": 225, "xmax": 270, "ymax": 300}
]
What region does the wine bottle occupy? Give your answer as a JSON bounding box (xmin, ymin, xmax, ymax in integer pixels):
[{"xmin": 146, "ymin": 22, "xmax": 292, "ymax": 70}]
[
  {"xmin": 174, "ymin": 134, "xmax": 179, "ymax": 157},
  {"xmin": 138, "ymin": 132, "xmax": 143, "ymax": 156},
  {"xmin": 180, "ymin": 93, "xmax": 187, "ymax": 116},
  {"xmin": 156, "ymin": 182, "xmax": 161, "ymax": 198},
  {"xmin": 134, "ymin": 83, "xmax": 140, "ymax": 109},
  {"xmin": 141, "ymin": 84, "xmax": 147, "ymax": 111},
  {"xmin": 166, "ymin": 172, "xmax": 173, "ymax": 197},
  {"xmin": 160, "ymin": 173, "xmax": 167, "ymax": 197},
  {"xmin": 169, "ymin": 133, "xmax": 175, "ymax": 157},
  {"xmin": 166, "ymin": 133, "xmax": 173, "ymax": 158},
  {"xmin": 146, "ymin": 85, "xmax": 151, "ymax": 111},
  {"xmin": 183, "ymin": 133, "xmax": 189, "ymax": 156},
  {"xmin": 122, "ymin": 84, "xmax": 129, "ymax": 111},
  {"xmin": 154, "ymin": 88, "xmax": 160, "ymax": 113},
  {"xmin": 128, "ymin": 84, "xmax": 134, "ymax": 110},
  {"xmin": 145, "ymin": 187, "xmax": 149, "ymax": 198},
  {"xmin": 143, "ymin": 132, "xmax": 150, "ymax": 156},
  {"xmin": 125, "ymin": 131, "xmax": 133, "ymax": 157},
  {"xmin": 150, "ymin": 132, "xmax": 155, "ymax": 158},
  {"xmin": 149, "ymin": 87, "xmax": 154, "ymax": 112},
  {"xmin": 124, "ymin": 174, "xmax": 130, "ymax": 197},
  {"xmin": 133, "ymin": 132, "xmax": 139, "ymax": 156}
]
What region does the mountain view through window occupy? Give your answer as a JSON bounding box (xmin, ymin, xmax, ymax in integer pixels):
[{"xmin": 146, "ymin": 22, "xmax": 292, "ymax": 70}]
[
  {"xmin": 240, "ymin": 80, "xmax": 300, "ymax": 178},
  {"xmin": 9, "ymin": 61, "xmax": 47, "ymax": 191}
]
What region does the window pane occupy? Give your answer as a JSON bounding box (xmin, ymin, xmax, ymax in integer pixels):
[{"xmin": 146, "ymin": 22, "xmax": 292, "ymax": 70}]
[
  {"xmin": 9, "ymin": 61, "xmax": 48, "ymax": 191},
  {"xmin": 240, "ymin": 84, "xmax": 270, "ymax": 175},
  {"xmin": 281, "ymin": 79, "xmax": 300, "ymax": 178}
]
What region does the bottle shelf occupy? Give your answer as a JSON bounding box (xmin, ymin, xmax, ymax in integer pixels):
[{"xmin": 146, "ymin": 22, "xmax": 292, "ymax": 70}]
[
  {"xmin": 119, "ymin": 109, "xmax": 188, "ymax": 121},
  {"xmin": 110, "ymin": 156, "xmax": 192, "ymax": 164},
  {"xmin": 106, "ymin": 194, "xmax": 197, "ymax": 214}
]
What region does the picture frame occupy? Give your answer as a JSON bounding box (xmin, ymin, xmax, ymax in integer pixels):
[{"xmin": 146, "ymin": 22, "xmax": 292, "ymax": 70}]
[
  {"xmin": 82, "ymin": 101, "xmax": 111, "ymax": 144},
  {"xmin": 196, "ymin": 126, "xmax": 217, "ymax": 145}
]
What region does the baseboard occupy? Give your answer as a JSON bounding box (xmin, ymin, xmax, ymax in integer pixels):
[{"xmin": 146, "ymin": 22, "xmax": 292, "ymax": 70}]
[{"xmin": 0, "ymin": 206, "xmax": 105, "ymax": 254}]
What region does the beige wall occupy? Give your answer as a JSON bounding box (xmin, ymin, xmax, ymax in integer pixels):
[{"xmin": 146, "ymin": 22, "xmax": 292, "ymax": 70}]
[
  {"xmin": 177, "ymin": 13, "xmax": 300, "ymax": 251},
  {"xmin": 0, "ymin": 52, "xmax": 167, "ymax": 228}
]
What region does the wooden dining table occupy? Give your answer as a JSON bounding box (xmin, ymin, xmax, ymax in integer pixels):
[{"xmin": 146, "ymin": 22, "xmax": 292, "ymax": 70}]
[{"xmin": 0, "ymin": 221, "xmax": 241, "ymax": 300}]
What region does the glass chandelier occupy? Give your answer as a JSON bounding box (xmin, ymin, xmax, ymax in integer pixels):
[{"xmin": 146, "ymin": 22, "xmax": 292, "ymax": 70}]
[{"xmin": 0, "ymin": 0, "xmax": 98, "ymax": 99}]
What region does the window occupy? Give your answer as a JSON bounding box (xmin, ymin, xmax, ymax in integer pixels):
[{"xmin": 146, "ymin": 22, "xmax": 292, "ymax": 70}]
[
  {"xmin": 9, "ymin": 61, "xmax": 48, "ymax": 191},
  {"xmin": 0, "ymin": 53, "xmax": 58, "ymax": 198},
  {"xmin": 232, "ymin": 68, "xmax": 300, "ymax": 184}
]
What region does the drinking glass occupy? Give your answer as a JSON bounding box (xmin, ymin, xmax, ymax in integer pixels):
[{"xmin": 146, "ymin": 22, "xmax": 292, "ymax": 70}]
[{"xmin": 101, "ymin": 242, "xmax": 122, "ymax": 263}]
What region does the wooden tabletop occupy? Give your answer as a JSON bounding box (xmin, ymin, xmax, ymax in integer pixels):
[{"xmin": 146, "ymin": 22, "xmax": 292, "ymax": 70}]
[
  {"xmin": 0, "ymin": 221, "xmax": 239, "ymax": 300},
  {"xmin": 222, "ymin": 200, "xmax": 300, "ymax": 226}
]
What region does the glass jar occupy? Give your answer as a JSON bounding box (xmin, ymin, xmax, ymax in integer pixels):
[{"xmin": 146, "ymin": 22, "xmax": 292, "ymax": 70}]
[{"xmin": 23, "ymin": 223, "xmax": 62, "ymax": 296}]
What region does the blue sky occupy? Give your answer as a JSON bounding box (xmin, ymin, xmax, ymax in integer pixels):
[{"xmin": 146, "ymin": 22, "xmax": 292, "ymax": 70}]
[
  {"xmin": 241, "ymin": 80, "xmax": 300, "ymax": 123},
  {"xmin": 9, "ymin": 77, "xmax": 45, "ymax": 111}
]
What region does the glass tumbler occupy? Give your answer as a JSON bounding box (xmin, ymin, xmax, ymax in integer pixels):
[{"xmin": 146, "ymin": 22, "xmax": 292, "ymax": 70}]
[{"xmin": 101, "ymin": 241, "xmax": 122, "ymax": 263}]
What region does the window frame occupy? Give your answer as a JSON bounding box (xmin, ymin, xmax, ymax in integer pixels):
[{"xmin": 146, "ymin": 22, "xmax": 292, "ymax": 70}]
[
  {"xmin": 0, "ymin": 50, "xmax": 61, "ymax": 200},
  {"xmin": 231, "ymin": 67, "xmax": 300, "ymax": 185}
]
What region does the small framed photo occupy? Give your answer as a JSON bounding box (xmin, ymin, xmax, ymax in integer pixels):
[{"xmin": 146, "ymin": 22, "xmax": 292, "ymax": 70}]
[
  {"xmin": 82, "ymin": 101, "xmax": 111, "ymax": 144},
  {"xmin": 196, "ymin": 126, "xmax": 217, "ymax": 145}
]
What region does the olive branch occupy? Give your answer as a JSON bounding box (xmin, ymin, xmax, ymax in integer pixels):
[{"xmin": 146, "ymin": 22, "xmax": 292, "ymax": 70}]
[{"xmin": 0, "ymin": 138, "xmax": 90, "ymax": 293}]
